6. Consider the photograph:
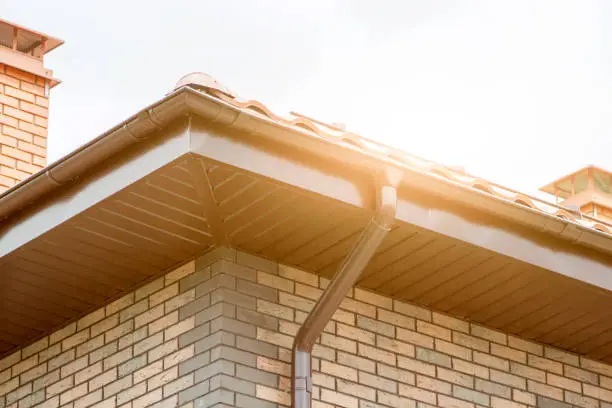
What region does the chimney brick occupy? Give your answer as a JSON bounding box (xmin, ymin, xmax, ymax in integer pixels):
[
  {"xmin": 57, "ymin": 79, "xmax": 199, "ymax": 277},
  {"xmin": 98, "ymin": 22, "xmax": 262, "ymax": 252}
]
[{"xmin": 0, "ymin": 20, "xmax": 62, "ymax": 192}]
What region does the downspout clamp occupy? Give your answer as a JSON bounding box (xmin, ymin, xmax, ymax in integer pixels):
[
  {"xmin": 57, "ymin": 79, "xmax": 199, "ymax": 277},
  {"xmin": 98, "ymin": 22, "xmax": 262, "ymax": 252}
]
[{"xmin": 292, "ymin": 183, "xmax": 398, "ymax": 408}]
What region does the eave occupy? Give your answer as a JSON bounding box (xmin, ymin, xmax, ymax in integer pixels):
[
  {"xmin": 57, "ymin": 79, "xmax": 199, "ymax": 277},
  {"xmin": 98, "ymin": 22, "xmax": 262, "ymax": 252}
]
[{"xmin": 2, "ymin": 87, "xmax": 612, "ymax": 363}]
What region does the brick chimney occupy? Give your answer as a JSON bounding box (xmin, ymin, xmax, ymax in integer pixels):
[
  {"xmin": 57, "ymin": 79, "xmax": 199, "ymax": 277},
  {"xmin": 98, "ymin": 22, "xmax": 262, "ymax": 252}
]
[{"xmin": 0, "ymin": 19, "xmax": 63, "ymax": 192}]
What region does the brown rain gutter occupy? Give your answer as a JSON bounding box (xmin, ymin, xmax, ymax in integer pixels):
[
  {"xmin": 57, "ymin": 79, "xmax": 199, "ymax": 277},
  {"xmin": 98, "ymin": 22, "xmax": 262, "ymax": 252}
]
[
  {"xmin": 2, "ymin": 85, "xmax": 612, "ymax": 257},
  {"xmin": 292, "ymin": 183, "xmax": 397, "ymax": 408},
  {"xmin": 0, "ymin": 90, "xmax": 190, "ymax": 222}
]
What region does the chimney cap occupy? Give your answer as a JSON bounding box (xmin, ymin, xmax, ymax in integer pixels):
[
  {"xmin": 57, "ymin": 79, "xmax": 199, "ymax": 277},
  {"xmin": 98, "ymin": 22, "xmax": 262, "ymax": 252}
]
[
  {"xmin": 0, "ymin": 18, "xmax": 64, "ymax": 55},
  {"xmin": 174, "ymin": 72, "xmax": 235, "ymax": 98}
]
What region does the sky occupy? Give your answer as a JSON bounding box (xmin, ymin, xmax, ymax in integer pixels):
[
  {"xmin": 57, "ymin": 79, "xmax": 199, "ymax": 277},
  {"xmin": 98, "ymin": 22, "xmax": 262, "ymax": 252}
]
[{"xmin": 3, "ymin": 0, "xmax": 612, "ymax": 197}]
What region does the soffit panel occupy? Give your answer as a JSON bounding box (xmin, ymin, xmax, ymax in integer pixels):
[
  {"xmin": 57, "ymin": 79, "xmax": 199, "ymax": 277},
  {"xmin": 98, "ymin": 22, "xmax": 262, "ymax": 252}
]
[{"xmin": 4, "ymin": 155, "xmax": 612, "ymax": 365}]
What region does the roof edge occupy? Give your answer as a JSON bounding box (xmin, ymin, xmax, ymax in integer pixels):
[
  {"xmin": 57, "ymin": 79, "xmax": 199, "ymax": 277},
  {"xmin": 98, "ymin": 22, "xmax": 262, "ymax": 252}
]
[
  {"xmin": 0, "ymin": 89, "xmax": 190, "ymax": 221},
  {"xmin": 2, "ymin": 86, "xmax": 612, "ymax": 260}
]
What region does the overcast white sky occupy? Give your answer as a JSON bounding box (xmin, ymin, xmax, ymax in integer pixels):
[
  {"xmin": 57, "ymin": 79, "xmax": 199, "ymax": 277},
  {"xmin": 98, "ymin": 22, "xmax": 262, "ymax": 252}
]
[{"xmin": 4, "ymin": 0, "xmax": 612, "ymax": 196}]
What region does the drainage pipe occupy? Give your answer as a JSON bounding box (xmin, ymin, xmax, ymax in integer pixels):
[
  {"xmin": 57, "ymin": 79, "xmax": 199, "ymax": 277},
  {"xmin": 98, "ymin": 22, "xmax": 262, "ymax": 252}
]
[{"xmin": 292, "ymin": 184, "xmax": 397, "ymax": 408}]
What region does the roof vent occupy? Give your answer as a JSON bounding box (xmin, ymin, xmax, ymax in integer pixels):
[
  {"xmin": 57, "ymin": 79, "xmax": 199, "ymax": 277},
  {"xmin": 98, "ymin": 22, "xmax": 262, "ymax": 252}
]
[{"xmin": 173, "ymin": 72, "xmax": 235, "ymax": 98}]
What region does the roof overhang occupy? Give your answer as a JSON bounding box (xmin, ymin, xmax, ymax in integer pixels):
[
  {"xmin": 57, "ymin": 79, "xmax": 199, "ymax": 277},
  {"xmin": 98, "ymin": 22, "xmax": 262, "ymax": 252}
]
[{"xmin": 2, "ymin": 87, "xmax": 612, "ymax": 362}]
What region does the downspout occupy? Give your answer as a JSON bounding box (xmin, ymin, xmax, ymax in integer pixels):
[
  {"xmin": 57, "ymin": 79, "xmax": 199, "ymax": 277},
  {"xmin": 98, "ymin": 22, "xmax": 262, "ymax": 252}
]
[{"xmin": 292, "ymin": 183, "xmax": 398, "ymax": 408}]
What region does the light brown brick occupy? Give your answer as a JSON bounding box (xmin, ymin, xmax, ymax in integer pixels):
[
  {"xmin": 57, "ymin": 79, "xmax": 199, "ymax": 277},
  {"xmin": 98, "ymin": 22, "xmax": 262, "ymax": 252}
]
[
  {"xmin": 12, "ymin": 354, "xmax": 38, "ymax": 376},
  {"xmin": 378, "ymin": 362, "xmax": 415, "ymax": 385},
  {"xmin": 257, "ymin": 356, "xmax": 290, "ymax": 377},
  {"xmin": 544, "ymin": 348, "xmax": 579, "ymax": 367},
  {"xmin": 341, "ymin": 298, "xmax": 376, "ymax": 319},
  {"xmin": 399, "ymin": 384, "xmax": 436, "ymax": 404},
  {"xmin": 565, "ymin": 390, "xmax": 598, "ymax": 408},
  {"xmin": 278, "ymin": 292, "xmax": 314, "ymax": 312},
  {"xmin": 528, "ymin": 354, "xmax": 563, "ymax": 374},
  {"xmin": 62, "ymin": 330, "xmax": 90, "ymax": 351},
  {"xmin": 163, "ymin": 345, "xmax": 194, "ymax": 368},
  {"xmin": 133, "ymin": 359, "xmax": 163, "ymax": 385},
  {"xmin": 373, "ymin": 309, "xmax": 412, "ymax": 330},
  {"xmin": 104, "ymin": 348, "xmax": 132, "ymax": 370},
  {"xmin": 453, "ymin": 385, "xmax": 490, "ymax": 406},
  {"xmin": 376, "ymin": 334, "xmax": 414, "ymax": 357},
  {"xmin": 278, "ymin": 264, "xmax": 317, "ymax": 287},
  {"xmin": 117, "ymin": 382, "xmax": 147, "ymax": 405},
  {"xmin": 378, "ymin": 390, "xmax": 417, "ymax": 408},
  {"xmin": 321, "ymin": 361, "xmax": 357, "ymax": 382},
  {"xmin": 394, "ymin": 300, "xmax": 432, "ymax": 321},
  {"xmin": 337, "ymin": 379, "xmax": 376, "ymax": 402},
  {"xmin": 528, "ymin": 380, "xmax": 563, "ymax": 400},
  {"xmin": 433, "ymin": 313, "xmax": 469, "ymax": 333},
  {"xmin": 75, "ymin": 362, "xmax": 103, "ymax": 384},
  {"xmin": 513, "ymin": 389, "xmax": 535, "ymax": 406},
  {"xmin": 60, "ymin": 383, "xmax": 88, "ymax": 405},
  {"xmin": 453, "ymin": 358, "xmax": 489, "ymax": 379},
  {"xmin": 582, "ymin": 357, "xmax": 612, "ymax": 377},
  {"xmin": 257, "ymin": 271, "xmax": 293, "ymax": 293},
  {"xmin": 133, "ymin": 388, "xmax": 163, "ymax": 408},
  {"xmin": 358, "ymin": 343, "xmax": 395, "ymax": 365},
  {"xmin": 510, "ymin": 361, "xmax": 545, "ymax": 382},
  {"xmin": 166, "ymin": 290, "xmax": 196, "ymax": 313},
  {"xmin": 584, "ymin": 384, "xmax": 612, "ymax": 403},
  {"xmin": 118, "ymin": 300, "xmax": 148, "ymax": 324},
  {"xmin": 89, "ymin": 368, "xmax": 118, "ymax": 391},
  {"xmin": 397, "ymin": 328, "xmax": 434, "ymax": 349},
  {"xmin": 48, "ymin": 376, "xmax": 74, "ymax": 397},
  {"xmin": 439, "ymin": 394, "xmax": 474, "ymax": 408},
  {"xmin": 566, "ymin": 365, "xmax": 598, "ymax": 385},
  {"xmin": 321, "ymin": 388, "xmax": 358, "ymax": 408},
  {"xmin": 438, "ymin": 367, "xmax": 474, "ymax": 388},
  {"xmin": 474, "ymin": 351, "xmax": 509, "ymax": 371},
  {"xmin": 398, "ymin": 356, "xmax": 436, "ymax": 376},
  {"xmin": 471, "ymin": 325, "xmax": 507, "ymax": 345},
  {"xmin": 337, "ymin": 323, "xmax": 375, "ymax": 345},
  {"xmin": 417, "ymin": 374, "xmax": 452, "ymax": 394},
  {"xmin": 165, "ymin": 260, "xmax": 195, "ymax": 285},
  {"xmin": 91, "ymin": 315, "xmax": 119, "ymax": 337},
  {"xmin": 547, "ymin": 372, "xmax": 581, "ymax": 392},
  {"xmin": 418, "ymin": 320, "xmax": 451, "ymax": 341},
  {"xmin": 321, "ymin": 333, "xmax": 356, "ymax": 354},
  {"xmin": 453, "ymin": 332, "xmax": 489, "ymax": 353},
  {"xmin": 359, "ymin": 371, "xmax": 397, "ymax": 393},
  {"xmin": 436, "ymin": 339, "xmax": 472, "ymax": 360},
  {"xmin": 476, "ymin": 378, "xmax": 511, "ymax": 399},
  {"xmin": 416, "ymin": 347, "xmax": 451, "ymax": 368},
  {"xmin": 150, "ymin": 311, "xmax": 179, "ymax": 335},
  {"xmin": 508, "ymin": 336, "xmax": 543, "ymax": 356},
  {"xmin": 491, "ymin": 344, "xmax": 526, "ymax": 364},
  {"xmin": 354, "ymin": 288, "xmax": 391, "ymax": 310},
  {"xmin": 256, "ymin": 384, "xmax": 290, "ymax": 405},
  {"xmin": 107, "ymin": 293, "xmax": 135, "ymax": 316},
  {"xmin": 338, "ymin": 351, "xmax": 376, "ymax": 373},
  {"xmin": 61, "ymin": 355, "xmax": 88, "ymax": 377},
  {"xmin": 150, "ymin": 284, "xmax": 179, "ymax": 307},
  {"xmin": 136, "ymin": 304, "xmax": 164, "ymax": 328},
  {"xmin": 491, "ymin": 396, "xmax": 526, "ymax": 408}
]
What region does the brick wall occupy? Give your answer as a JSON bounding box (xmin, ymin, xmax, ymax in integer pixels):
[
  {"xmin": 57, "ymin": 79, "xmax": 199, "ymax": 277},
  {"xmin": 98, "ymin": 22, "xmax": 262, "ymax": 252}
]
[
  {"xmin": 3, "ymin": 247, "xmax": 612, "ymax": 408},
  {"xmin": 0, "ymin": 64, "xmax": 49, "ymax": 191}
]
